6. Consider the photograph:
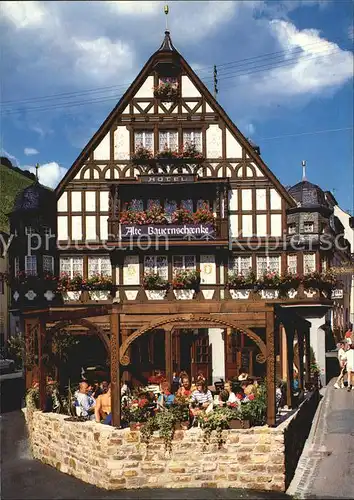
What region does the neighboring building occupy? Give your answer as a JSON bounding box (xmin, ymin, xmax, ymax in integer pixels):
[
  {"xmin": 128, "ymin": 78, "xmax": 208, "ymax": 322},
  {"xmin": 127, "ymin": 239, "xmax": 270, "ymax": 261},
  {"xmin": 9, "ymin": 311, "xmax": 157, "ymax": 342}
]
[
  {"xmin": 7, "ymin": 31, "xmax": 349, "ymax": 406},
  {"xmin": 0, "ymin": 157, "xmax": 36, "ymax": 346}
]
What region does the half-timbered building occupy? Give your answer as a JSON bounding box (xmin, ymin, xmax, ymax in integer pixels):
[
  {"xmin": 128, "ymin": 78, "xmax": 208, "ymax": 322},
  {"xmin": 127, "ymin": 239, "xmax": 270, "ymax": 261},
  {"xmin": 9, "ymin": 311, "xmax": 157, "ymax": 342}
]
[{"xmin": 11, "ymin": 30, "xmax": 350, "ymax": 426}]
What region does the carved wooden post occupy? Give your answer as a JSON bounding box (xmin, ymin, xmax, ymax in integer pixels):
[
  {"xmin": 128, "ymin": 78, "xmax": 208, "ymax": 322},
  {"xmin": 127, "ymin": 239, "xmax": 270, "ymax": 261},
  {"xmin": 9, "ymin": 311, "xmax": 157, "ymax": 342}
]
[
  {"xmin": 297, "ymin": 327, "xmax": 305, "ymax": 391},
  {"xmin": 266, "ymin": 310, "xmax": 276, "ymax": 426},
  {"xmin": 110, "ymin": 309, "xmax": 121, "ymax": 427},
  {"xmin": 304, "ymin": 327, "xmax": 311, "ymax": 385},
  {"xmin": 165, "ymin": 326, "xmax": 173, "ymax": 386},
  {"xmin": 285, "ymin": 323, "xmax": 295, "ymax": 408},
  {"xmin": 38, "ymin": 319, "xmax": 46, "ymax": 411}
]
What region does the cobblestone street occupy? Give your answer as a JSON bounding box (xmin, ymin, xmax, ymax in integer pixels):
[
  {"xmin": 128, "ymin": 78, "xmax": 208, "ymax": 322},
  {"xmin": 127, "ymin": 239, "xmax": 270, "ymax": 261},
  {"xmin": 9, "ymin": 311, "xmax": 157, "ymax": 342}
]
[{"xmin": 1, "ymin": 411, "xmax": 288, "ymax": 500}]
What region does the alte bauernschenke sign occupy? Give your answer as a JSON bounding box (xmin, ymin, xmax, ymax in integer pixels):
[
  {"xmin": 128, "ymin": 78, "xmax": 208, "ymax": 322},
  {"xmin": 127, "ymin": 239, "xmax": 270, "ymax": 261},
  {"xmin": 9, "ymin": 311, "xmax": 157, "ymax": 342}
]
[{"xmin": 120, "ymin": 224, "xmax": 215, "ymax": 240}]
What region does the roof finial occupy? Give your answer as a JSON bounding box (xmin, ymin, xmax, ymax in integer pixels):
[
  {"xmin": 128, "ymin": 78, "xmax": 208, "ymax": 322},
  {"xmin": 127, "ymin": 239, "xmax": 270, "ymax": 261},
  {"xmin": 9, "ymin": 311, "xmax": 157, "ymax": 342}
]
[
  {"xmin": 302, "ymin": 160, "xmax": 307, "ymax": 181},
  {"xmin": 35, "ymin": 162, "xmax": 40, "ymax": 182},
  {"xmin": 164, "ymin": 4, "xmax": 169, "ymax": 31}
]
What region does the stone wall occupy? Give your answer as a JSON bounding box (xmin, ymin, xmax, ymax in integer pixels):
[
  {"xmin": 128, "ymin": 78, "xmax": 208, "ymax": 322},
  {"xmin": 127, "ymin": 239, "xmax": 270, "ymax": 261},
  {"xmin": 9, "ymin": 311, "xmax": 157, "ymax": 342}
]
[{"xmin": 27, "ymin": 393, "xmax": 318, "ymax": 492}]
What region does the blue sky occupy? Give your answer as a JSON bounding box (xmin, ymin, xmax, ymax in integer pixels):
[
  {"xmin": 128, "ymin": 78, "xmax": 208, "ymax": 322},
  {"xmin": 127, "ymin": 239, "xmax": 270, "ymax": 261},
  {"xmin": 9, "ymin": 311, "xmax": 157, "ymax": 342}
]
[{"xmin": 1, "ymin": 1, "xmax": 353, "ymax": 213}]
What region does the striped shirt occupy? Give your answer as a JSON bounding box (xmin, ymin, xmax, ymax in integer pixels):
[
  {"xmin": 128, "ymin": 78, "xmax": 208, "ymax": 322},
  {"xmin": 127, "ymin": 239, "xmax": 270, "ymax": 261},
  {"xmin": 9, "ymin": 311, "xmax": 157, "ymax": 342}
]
[{"xmin": 191, "ymin": 389, "xmax": 213, "ymax": 405}]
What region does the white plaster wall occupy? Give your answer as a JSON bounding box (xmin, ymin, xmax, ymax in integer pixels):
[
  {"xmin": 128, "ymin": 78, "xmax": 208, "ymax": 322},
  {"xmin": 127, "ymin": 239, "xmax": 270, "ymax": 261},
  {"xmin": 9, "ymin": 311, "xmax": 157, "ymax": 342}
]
[
  {"xmin": 226, "ymin": 129, "xmax": 242, "ymax": 158},
  {"xmin": 242, "ymin": 215, "xmax": 253, "ymax": 237},
  {"xmin": 229, "ymin": 189, "xmax": 238, "ymax": 211},
  {"xmin": 256, "ymin": 189, "xmax": 267, "ymax": 210},
  {"xmin": 181, "ymin": 75, "xmax": 201, "ymax": 97},
  {"xmin": 123, "ymin": 256, "xmax": 140, "ymax": 285},
  {"xmin": 134, "ymin": 76, "xmax": 154, "ymax": 98},
  {"xmin": 85, "ymin": 192, "xmax": 96, "ymax": 212},
  {"xmin": 252, "ymin": 164, "xmax": 264, "ymax": 177},
  {"xmin": 246, "ymin": 166, "xmax": 253, "ymax": 177},
  {"xmin": 57, "ymin": 192, "xmax": 68, "ymax": 212},
  {"xmin": 100, "ymin": 192, "xmax": 109, "ymax": 212},
  {"xmin": 71, "ymin": 192, "xmax": 82, "ymax": 212},
  {"xmin": 242, "ymin": 189, "xmax": 252, "ymax": 211},
  {"xmin": 74, "ymin": 167, "xmax": 84, "ymax": 180},
  {"xmin": 256, "ymin": 214, "xmax": 267, "ymax": 237},
  {"xmin": 100, "ymin": 216, "xmax": 108, "ymax": 240},
  {"xmin": 114, "ymin": 126, "xmax": 130, "ymax": 160},
  {"xmin": 209, "ymin": 328, "xmax": 225, "ymax": 383},
  {"xmin": 270, "ymin": 214, "xmax": 282, "ymax": 237},
  {"xmin": 205, "ymin": 102, "xmax": 214, "ymax": 113},
  {"xmin": 230, "ymin": 215, "xmax": 239, "ymax": 238},
  {"xmin": 206, "ymin": 125, "xmax": 222, "ymax": 158},
  {"xmin": 200, "ymin": 255, "xmax": 216, "ymax": 284},
  {"xmin": 71, "ymin": 216, "xmax": 82, "ymax": 240},
  {"xmin": 270, "ymin": 189, "xmax": 282, "ymax": 210},
  {"xmin": 93, "ymin": 132, "xmax": 110, "ymax": 160},
  {"xmin": 85, "ymin": 216, "xmax": 96, "ymax": 240},
  {"xmin": 57, "ymin": 216, "xmax": 68, "ymax": 240},
  {"xmin": 308, "ymin": 315, "xmax": 327, "ymax": 386}
]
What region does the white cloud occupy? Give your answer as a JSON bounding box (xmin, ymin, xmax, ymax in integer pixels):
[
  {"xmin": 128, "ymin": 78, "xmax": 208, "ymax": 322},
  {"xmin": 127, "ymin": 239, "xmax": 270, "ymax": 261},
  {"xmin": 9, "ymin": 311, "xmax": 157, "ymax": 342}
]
[
  {"xmin": 348, "ymin": 25, "xmax": 354, "ymax": 41},
  {"xmin": 24, "ymin": 147, "xmax": 39, "ymax": 156},
  {"xmin": 246, "ymin": 123, "xmax": 256, "ymax": 136},
  {"xmin": 107, "ymin": 1, "xmax": 161, "ymax": 16},
  {"xmin": 1, "ymin": 1, "xmax": 46, "ymax": 28},
  {"xmin": 28, "ymin": 162, "xmax": 67, "ymax": 189}
]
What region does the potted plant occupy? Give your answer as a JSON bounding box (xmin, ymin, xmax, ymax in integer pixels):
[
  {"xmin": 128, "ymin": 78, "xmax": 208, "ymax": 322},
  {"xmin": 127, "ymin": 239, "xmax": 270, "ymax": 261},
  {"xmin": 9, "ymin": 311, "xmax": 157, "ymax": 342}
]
[
  {"xmin": 57, "ymin": 272, "xmax": 82, "ymax": 301},
  {"xmin": 257, "ymin": 270, "xmax": 281, "ymax": 299},
  {"xmin": 87, "ymin": 273, "xmax": 113, "ymax": 301},
  {"xmin": 171, "ymin": 207, "xmax": 194, "ymax": 224},
  {"xmin": 193, "ymin": 204, "xmax": 215, "ymax": 226},
  {"xmin": 146, "ymin": 204, "xmax": 168, "ymax": 225},
  {"xmin": 153, "ymin": 81, "xmax": 179, "ymax": 100},
  {"xmin": 143, "ymin": 271, "xmax": 169, "ymax": 300},
  {"xmin": 170, "ymin": 395, "xmax": 190, "ymax": 429},
  {"xmin": 155, "ymin": 147, "xmax": 181, "ymax": 161},
  {"xmin": 119, "ymin": 208, "xmax": 147, "ymax": 225},
  {"xmin": 227, "ymin": 269, "xmax": 257, "ymax": 299},
  {"xmin": 198, "ymin": 407, "xmax": 235, "ymax": 449},
  {"xmin": 131, "ymin": 146, "xmax": 154, "ymax": 164},
  {"xmin": 181, "ymin": 142, "xmax": 204, "ymax": 162},
  {"xmin": 126, "ymin": 397, "xmax": 151, "ymax": 430},
  {"xmin": 172, "ymin": 269, "xmax": 200, "ymax": 300},
  {"xmin": 279, "ymin": 271, "xmax": 301, "ymax": 298},
  {"xmin": 239, "ymin": 385, "xmax": 267, "ymax": 426}
]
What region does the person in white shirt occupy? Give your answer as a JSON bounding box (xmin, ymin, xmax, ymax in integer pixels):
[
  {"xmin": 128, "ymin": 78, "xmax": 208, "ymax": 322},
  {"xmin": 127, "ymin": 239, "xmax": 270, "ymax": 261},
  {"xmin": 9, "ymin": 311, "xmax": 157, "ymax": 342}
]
[
  {"xmin": 334, "ymin": 342, "xmax": 347, "ymax": 389},
  {"xmin": 346, "ymin": 345, "xmax": 354, "ymax": 392},
  {"xmin": 75, "ymin": 381, "xmax": 95, "ymax": 419}
]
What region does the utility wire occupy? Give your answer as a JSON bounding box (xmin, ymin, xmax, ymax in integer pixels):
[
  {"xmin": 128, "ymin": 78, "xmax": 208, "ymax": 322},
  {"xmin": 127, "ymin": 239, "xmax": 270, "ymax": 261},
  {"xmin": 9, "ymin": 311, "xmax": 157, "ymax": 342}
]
[{"xmin": 258, "ymin": 127, "xmax": 353, "ymax": 140}]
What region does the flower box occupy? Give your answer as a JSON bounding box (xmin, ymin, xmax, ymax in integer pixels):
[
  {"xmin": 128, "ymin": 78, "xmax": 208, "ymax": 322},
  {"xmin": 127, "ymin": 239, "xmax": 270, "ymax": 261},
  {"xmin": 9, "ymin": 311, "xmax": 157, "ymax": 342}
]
[
  {"xmin": 260, "ymin": 289, "xmax": 279, "ymax": 299},
  {"xmin": 229, "ymin": 289, "xmax": 252, "ymax": 300},
  {"xmin": 229, "ymin": 419, "xmax": 250, "ymax": 429},
  {"xmin": 145, "ymin": 289, "xmax": 167, "ymax": 300},
  {"xmin": 174, "ymin": 289, "xmax": 195, "ymax": 300},
  {"xmin": 62, "ymin": 291, "xmax": 81, "ymax": 302},
  {"xmin": 89, "ymin": 290, "xmax": 111, "ymax": 301}
]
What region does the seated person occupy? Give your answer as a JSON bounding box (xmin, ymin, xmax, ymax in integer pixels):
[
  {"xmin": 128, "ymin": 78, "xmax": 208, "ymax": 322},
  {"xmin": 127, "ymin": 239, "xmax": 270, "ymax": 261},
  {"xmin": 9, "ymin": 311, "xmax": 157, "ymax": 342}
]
[
  {"xmin": 244, "ymin": 379, "xmax": 256, "ymax": 396},
  {"xmin": 176, "ymin": 377, "xmax": 192, "ymax": 398},
  {"xmin": 179, "ymin": 370, "xmax": 189, "ymax": 386},
  {"xmin": 75, "ymin": 381, "xmax": 96, "ymax": 419},
  {"xmin": 223, "ymin": 381, "xmax": 238, "ymax": 404},
  {"xmin": 95, "ymin": 384, "xmax": 112, "ymax": 425},
  {"xmin": 218, "ymin": 389, "xmax": 230, "ymax": 406},
  {"xmin": 238, "ymin": 368, "xmax": 249, "ymax": 381},
  {"xmin": 157, "ymin": 381, "xmax": 175, "ymax": 409},
  {"xmin": 190, "ymin": 381, "xmax": 213, "ymax": 417}
]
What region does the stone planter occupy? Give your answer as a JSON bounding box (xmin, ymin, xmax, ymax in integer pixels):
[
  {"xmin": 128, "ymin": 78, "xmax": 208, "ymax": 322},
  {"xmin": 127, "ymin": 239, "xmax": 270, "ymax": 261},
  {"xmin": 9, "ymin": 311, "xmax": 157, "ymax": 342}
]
[
  {"xmin": 88, "ymin": 290, "xmax": 111, "ymax": 301},
  {"xmin": 175, "ymin": 421, "xmax": 189, "ymax": 430},
  {"xmin": 229, "ymin": 289, "xmax": 252, "ymax": 299},
  {"xmin": 229, "ymin": 419, "xmax": 250, "ymax": 429},
  {"xmin": 62, "ymin": 291, "xmax": 81, "ymax": 302},
  {"xmin": 129, "ymin": 422, "xmax": 145, "ymax": 431},
  {"xmin": 260, "ymin": 289, "xmax": 279, "ymax": 299},
  {"xmin": 173, "ymin": 289, "xmax": 195, "ymax": 300},
  {"xmin": 145, "ymin": 289, "xmax": 167, "ymax": 300}
]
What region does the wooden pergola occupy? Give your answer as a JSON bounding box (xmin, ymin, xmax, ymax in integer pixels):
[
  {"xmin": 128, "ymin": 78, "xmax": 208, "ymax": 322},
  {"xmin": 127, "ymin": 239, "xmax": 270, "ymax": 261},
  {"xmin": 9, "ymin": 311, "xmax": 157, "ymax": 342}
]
[{"xmin": 23, "ymin": 295, "xmax": 314, "ymax": 427}]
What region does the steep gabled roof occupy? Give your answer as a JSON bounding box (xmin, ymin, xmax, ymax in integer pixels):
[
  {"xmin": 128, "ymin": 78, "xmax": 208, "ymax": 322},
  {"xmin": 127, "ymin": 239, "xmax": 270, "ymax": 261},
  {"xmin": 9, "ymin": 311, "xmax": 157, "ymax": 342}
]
[{"xmin": 56, "ymin": 31, "xmax": 296, "ymax": 207}]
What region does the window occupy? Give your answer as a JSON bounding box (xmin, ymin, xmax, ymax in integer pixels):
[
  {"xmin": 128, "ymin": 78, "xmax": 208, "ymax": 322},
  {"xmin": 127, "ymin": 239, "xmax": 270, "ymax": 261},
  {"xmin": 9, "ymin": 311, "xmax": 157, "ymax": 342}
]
[
  {"xmin": 256, "ymin": 255, "xmax": 280, "ymax": 277},
  {"xmin": 147, "ymin": 199, "xmax": 161, "ymax": 210},
  {"xmin": 165, "ymin": 199, "xmax": 177, "ymax": 216},
  {"xmin": 88, "ymin": 256, "xmax": 112, "ymax": 277},
  {"xmin": 173, "ymin": 255, "xmax": 196, "ymax": 272},
  {"xmin": 287, "ymin": 254, "xmax": 297, "ymax": 274},
  {"xmin": 159, "ymin": 76, "xmax": 178, "ymax": 86},
  {"xmin": 144, "ymin": 255, "xmax": 168, "ymax": 279},
  {"xmin": 304, "ymin": 221, "xmax": 314, "ymax": 233},
  {"xmin": 14, "ymin": 257, "xmax": 20, "ymax": 277},
  {"xmin": 229, "ymin": 256, "xmax": 252, "ymax": 276},
  {"xmin": 130, "ymin": 199, "xmax": 144, "ymax": 212},
  {"xmin": 321, "ymin": 258, "xmax": 327, "ymax": 271},
  {"xmin": 43, "ymin": 255, "xmax": 54, "ymax": 273},
  {"xmin": 181, "ymin": 199, "xmax": 193, "ymax": 212},
  {"xmin": 60, "ymin": 256, "xmax": 84, "ymax": 278},
  {"xmin": 183, "ymin": 130, "xmax": 202, "ymax": 152},
  {"xmin": 288, "ymin": 223, "xmax": 296, "ymax": 235},
  {"xmin": 197, "ymin": 199, "xmax": 210, "ymax": 209},
  {"xmin": 159, "ymin": 130, "xmax": 178, "ymax": 151},
  {"xmin": 303, "ymin": 253, "xmax": 316, "ymax": 273},
  {"xmin": 25, "ymin": 256, "xmax": 37, "ymax": 275},
  {"xmin": 134, "ymin": 130, "xmax": 153, "ymax": 151}
]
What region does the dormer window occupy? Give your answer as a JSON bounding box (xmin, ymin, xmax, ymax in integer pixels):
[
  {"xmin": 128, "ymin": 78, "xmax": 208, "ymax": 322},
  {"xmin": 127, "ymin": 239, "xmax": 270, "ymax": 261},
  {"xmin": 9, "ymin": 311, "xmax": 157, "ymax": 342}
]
[
  {"xmin": 183, "ymin": 130, "xmax": 202, "ymax": 152},
  {"xmin": 288, "ymin": 223, "xmax": 296, "ymax": 235},
  {"xmin": 304, "ymin": 222, "xmax": 314, "ymax": 233},
  {"xmin": 159, "ymin": 76, "xmax": 178, "ymax": 87},
  {"xmin": 25, "ymin": 255, "xmax": 37, "ymax": 276},
  {"xmin": 134, "ymin": 130, "xmax": 153, "ymax": 152},
  {"xmin": 43, "ymin": 255, "xmax": 54, "ymax": 274}
]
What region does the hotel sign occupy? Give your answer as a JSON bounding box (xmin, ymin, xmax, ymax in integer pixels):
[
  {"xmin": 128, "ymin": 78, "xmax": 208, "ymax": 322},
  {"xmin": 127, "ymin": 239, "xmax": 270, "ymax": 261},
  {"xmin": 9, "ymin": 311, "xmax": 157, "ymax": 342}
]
[
  {"xmin": 139, "ymin": 175, "xmax": 195, "ymax": 184},
  {"xmin": 120, "ymin": 224, "xmax": 215, "ymax": 240}
]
